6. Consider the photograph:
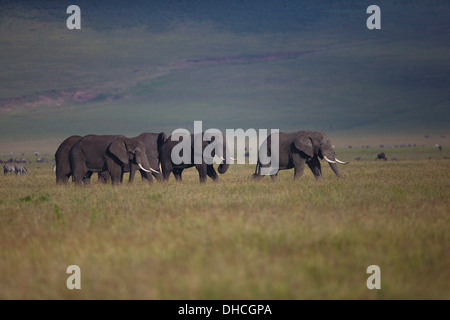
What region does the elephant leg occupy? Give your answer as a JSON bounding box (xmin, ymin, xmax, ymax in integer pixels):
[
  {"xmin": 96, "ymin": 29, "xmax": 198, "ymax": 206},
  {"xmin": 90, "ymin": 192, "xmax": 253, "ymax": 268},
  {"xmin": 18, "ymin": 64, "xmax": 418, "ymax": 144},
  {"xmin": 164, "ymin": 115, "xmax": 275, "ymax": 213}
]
[
  {"xmin": 258, "ymin": 162, "xmax": 278, "ymax": 180},
  {"xmin": 163, "ymin": 170, "xmax": 171, "ymax": 181},
  {"xmin": 56, "ymin": 168, "xmax": 70, "ymax": 185},
  {"xmin": 173, "ymin": 168, "xmax": 183, "ymax": 182},
  {"xmin": 109, "ymin": 166, "xmax": 123, "ymax": 185},
  {"xmin": 98, "ymin": 172, "xmax": 105, "ymax": 183},
  {"xmin": 82, "ymin": 171, "xmax": 93, "ymax": 186},
  {"xmin": 72, "ymin": 166, "xmax": 86, "ymax": 186},
  {"xmin": 161, "ymin": 162, "xmax": 172, "ymax": 182},
  {"xmin": 252, "ymin": 162, "xmax": 264, "ymax": 180},
  {"xmin": 195, "ymin": 164, "xmax": 208, "ymax": 183},
  {"xmin": 307, "ymin": 157, "xmax": 322, "ymax": 181},
  {"xmin": 98, "ymin": 171, "xmax": 110, "ymax": 183},
  {"xmin": 207, "ymin": 165, "xmax": 218, "ymax": 182},
  {"xmin": 73, "ymin": 176, "xmax": 83, "ymax": 186},
  {"xmin": 293, "ymin": 157, "xmax": 306, "ymax": 180},
  {"xmin": 56, "ymin": 176, "xmax": 69, "ymax": 185}
]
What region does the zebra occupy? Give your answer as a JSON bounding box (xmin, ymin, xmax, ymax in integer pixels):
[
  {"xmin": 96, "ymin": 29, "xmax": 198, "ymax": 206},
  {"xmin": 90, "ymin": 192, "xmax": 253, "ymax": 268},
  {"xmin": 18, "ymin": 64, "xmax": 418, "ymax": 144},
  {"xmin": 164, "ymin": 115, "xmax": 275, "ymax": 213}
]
[
  {"xmin": 3, "ymin": 164, "xmax": 28, "ymax": 175},
  {"xmin": 3, "ymin": 164, "xmax": 15, "ymax": 175},
  {"xmin": 14, "ymin": 165, "xmax": 28, "ymax": 175}
]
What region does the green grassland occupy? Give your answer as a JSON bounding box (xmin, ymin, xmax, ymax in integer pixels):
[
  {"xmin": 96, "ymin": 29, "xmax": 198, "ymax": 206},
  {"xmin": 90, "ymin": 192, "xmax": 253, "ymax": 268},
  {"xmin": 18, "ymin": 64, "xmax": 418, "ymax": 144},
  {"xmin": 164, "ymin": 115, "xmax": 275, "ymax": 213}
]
[{"xmin": 0, "ymin": 148, "xmax": 449, "ymax": 299}]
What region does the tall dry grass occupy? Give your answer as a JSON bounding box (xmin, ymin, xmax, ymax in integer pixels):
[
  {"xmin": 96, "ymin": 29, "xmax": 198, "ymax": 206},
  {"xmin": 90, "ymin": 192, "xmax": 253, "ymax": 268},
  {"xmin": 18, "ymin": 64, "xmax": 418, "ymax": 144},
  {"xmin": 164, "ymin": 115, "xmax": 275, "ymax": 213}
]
[{"xmin": 0, "ymin": 158, "xmax": 449, "ymax": 299}]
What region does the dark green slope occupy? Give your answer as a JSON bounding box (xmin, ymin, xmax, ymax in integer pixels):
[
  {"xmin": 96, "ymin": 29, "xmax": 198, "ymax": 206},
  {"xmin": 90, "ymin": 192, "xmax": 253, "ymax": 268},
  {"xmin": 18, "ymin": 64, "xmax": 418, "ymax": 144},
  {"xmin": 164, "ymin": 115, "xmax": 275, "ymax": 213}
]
[{"xmin": 0, "ymin": 0, "xmax": 449, "ymax": 143}]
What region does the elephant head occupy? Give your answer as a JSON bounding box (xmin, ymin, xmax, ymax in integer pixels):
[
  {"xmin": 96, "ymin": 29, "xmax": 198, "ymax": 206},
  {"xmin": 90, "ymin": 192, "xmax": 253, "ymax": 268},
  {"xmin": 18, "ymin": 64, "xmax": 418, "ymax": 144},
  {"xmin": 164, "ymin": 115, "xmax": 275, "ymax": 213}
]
[
  {"xmin": 108, "ymin": 137, "xmax": 158, "ymax": 174},
  {"xmin": 202, "ymin": 132, "xmax": 232, "ymax": 174},
  {"xmin": 293, "ymin": 131, "xmax": 348, "ymax": 177}
]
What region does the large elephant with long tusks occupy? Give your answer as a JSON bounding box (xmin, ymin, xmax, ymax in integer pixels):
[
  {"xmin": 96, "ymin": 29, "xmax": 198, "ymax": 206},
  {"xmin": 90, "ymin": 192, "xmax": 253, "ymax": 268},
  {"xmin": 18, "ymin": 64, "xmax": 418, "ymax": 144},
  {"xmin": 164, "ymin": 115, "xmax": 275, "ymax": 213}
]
[
  {"xmin": 69, "ymin": 134, "xmax": 159, "ymax": 186},
  {"xmin": 253, "ymin": 130, "xmax": 348, "ymax": 180},
  {"xmin": 128, "ymin": 132, "xmax": 167, "ymax": 184}
]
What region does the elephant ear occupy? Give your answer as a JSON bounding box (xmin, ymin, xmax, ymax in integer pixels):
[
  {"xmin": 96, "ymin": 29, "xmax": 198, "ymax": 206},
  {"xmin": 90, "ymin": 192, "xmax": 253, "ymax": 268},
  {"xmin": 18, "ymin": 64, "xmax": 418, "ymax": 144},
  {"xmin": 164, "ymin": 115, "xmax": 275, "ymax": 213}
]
[
  {"xmin": 294, "ymin": 135, "xmax": 314, "ymax": 157},
  {"xmin": 157, "ymin": 132, "xmax": 167, "ymax": 152},
  {"xmin": 109, "ymin": 138, "xmax": 129, "ymax": 164},
  {"xmin": 158, "ymin": 132, "xmax": 167, "ymax": 144}
]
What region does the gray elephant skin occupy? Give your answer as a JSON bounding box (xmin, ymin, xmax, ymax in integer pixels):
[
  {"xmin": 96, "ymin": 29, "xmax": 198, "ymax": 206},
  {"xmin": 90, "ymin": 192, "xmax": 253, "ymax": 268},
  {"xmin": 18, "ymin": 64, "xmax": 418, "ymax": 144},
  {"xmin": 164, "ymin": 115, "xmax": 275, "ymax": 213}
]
[
  {"xmin": 69, "ymin": 134, "xmax": 156, "ymax": 186},
  {"xmin": 254, "ymin": 130, "xmax": 348, "ymax": 180},
  {"xmin": 55, "ymin": 132, "xmax": 166, "ymax": 185},
  {"xmin": 128, "ymin": 132, "xmax": 167, "ymax": 183},
  {"xmin": 55, "ymin": 135, "xmax": 82, "ymax": 184},
  {"xmin": 159, "ymin": 132, "xmax": 231, "ymax": 183},
  {"xmin": 55, "ymin": 134, "xmax": 110, "ymax": 184}
]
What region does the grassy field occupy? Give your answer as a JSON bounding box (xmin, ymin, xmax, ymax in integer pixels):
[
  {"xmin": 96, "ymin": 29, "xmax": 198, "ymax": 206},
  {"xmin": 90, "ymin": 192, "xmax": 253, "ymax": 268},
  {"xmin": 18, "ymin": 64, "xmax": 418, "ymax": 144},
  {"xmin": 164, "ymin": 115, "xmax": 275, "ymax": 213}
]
[{"xmin": 0, "ymin": 148, "xmax": 448, "ymax": 299}]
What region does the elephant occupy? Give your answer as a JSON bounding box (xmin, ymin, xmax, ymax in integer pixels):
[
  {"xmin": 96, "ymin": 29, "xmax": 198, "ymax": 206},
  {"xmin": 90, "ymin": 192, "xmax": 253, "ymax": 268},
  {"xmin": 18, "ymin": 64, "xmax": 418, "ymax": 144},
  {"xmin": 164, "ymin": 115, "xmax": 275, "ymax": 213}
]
[
  {"xmin": 69, "ymin": 134, "xmax": 158, "ymax": 186},
  {"xmin": 159, "ymin": 132, "xmax": 231, "ymax": 183},
  {"xmin": 253, "ymin": 130, "xmax": 348, "ymax": 180},
  {"xmin": 55, "ymin": 135, "xmax": 112, "ymax": 185},
  {"xmin": 55, "ymin": 132, "xmax": 166, "ymax": 185},
  {"xmin": 55, "ymin": 135, "xmax": 82, "ymax": 184},
  {"xmin": 128, "ymin": 132, "xmax": 167, "ymax": 184}
]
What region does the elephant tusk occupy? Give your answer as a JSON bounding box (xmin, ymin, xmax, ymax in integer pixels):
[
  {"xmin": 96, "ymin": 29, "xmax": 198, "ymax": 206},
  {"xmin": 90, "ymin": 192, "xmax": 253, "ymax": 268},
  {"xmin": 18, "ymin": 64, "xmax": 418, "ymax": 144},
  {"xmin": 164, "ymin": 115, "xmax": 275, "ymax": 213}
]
[
  {"xmin": 220, "ymin": 156, "xmax": 236, "ymax": 162},
  {"xmin": 150, "ymin": 167, "xmax": 160, "ymax": 173},
  {"xmin": 139, "ymin": 163, "xmax": 159, "ymax": 174},
  {"xmin": 335, "ymin": 158, "xmax": 349, "ymax": 165},
  {"xmin": 323, "ymin": 156, "xmax": 337, "ymax": 164}
]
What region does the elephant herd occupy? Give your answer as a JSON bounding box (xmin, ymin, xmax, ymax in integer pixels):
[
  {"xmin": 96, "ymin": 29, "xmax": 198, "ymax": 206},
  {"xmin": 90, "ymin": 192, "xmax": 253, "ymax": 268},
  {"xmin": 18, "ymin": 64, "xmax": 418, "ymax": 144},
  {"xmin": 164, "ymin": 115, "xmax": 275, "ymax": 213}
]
[
  {"xmin": 56, "ymin": 133, "xmax": 166, "ymax": 186},
  {"xmin": 55, "ymin": 130, "xmax": 348, "ymax": 186}
]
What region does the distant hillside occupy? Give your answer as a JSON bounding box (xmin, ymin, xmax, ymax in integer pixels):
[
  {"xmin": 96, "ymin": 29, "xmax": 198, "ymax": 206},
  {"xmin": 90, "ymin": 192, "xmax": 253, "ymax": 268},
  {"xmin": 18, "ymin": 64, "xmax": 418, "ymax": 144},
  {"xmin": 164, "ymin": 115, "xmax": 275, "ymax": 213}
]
[{"xmin": 0, "ymin": 0, "xmax": 449, "ymax": 149}]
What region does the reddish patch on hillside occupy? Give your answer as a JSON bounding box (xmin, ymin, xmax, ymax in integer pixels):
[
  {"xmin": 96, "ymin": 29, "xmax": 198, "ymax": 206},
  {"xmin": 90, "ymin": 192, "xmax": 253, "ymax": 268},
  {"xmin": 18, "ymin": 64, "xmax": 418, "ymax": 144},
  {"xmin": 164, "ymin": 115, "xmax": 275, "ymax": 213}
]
[
  {"xmin": 1, "ymin": 50, "xmax": 313, "ymax": 113},
  {"xmin": 0, "ymin": 88, "xmax": 105, "ymax": 113}
]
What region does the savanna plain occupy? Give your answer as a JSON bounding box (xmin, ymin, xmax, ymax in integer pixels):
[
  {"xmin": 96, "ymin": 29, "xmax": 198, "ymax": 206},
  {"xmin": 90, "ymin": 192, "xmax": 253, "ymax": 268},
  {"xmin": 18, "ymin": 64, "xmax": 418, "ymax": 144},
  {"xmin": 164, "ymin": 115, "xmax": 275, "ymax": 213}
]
[{"xmin": 0, "ymin": 148, "xmax": 448, "ymax": 299}]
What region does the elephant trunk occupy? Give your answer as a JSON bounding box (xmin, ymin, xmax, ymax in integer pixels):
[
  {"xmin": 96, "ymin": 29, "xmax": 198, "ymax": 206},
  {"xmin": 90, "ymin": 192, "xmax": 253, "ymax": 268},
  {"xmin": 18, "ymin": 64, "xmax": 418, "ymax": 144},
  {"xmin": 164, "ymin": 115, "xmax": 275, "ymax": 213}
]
[
  {"xmin": 328, "ymin": 162, "xmax": 342, "ymax": 178},
  {"xmin": 218, "ymin": 162, "xmax": 229, "ymax": 174},
  {"xmin": 323, "ymin": 155, "xmax": 343, "ymax": 178},
  {"xmin": 136, "ymin": 151, "xmax": 159, "ymax": 174},
  {"xmin": 218, "ymin": 137, "xmax": 232, "ymax": 174}
]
